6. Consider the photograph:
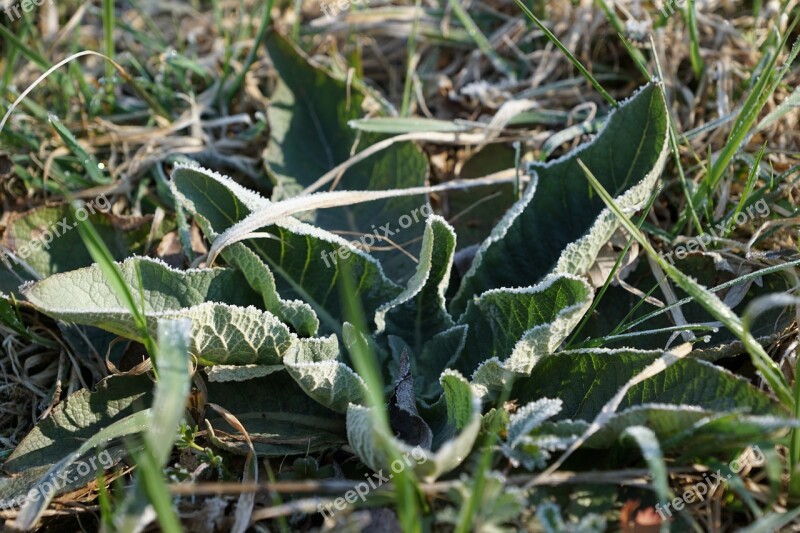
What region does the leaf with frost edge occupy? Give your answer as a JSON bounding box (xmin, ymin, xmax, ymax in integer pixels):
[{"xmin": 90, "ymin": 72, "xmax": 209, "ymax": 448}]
[
  {"xmin": 171, "ymin": 164, "xmax": 402, "ymax": 331},
  {"xmin": 22, "ymin": 256, "xmax": 296, "ymax": 365},
  {"xmin": 283, "ymin": 335, "xmax": 369, "ymax": 413},
  {"xmin": 465, "ymin": 274, "xmax": 594, "ymax": 398},
  {"xmin": 170, "ymin": 166, "xmax": 319, "ymax": 336},
  {"xmin": 374, "ymin": 215, "xmax": 456, "ymax": 346},
  {"xmin": 346, "ymin": 370, "xmax": 481, "ymax": 482},
  {"xmin": 451, "ymin": 83, "xmax": 670, "ymax": 315}
]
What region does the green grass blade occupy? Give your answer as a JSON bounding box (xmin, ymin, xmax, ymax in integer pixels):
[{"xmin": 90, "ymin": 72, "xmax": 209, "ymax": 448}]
[
  {"xmin": 0, "ymin": 23, "xmax": 49, "ymax": 69},
  {"xmin": 595, "ymin": 1, "xmax": 647, "ymax": 68},
  {"xmin": 649, "ymin": 34, "xmax": 704, "ymax": 236},
  {"xmin": 48, "ymin": 116, "xmax": 109, "ymax": 185},
  {"xmin": 400, "ymin": 0, "xmax": 423, "ymax": 117},
  {"xmin": 73, "ymin": 201, "xmax": 159, "ymax": 369},
  {"xmin": 619, "ymin": 258, "xmax": 800, "ymax": 335},
  {"xmin": 578, "ymin": 158, "xmax": 793, "ymax": 407},
  {"xmin": 114, "ymin": 319, "xmax": 191, "ymax": 533},
  {"xmin": 742, "ymin": 294, "xmax": 800, "ymax": 495},
  {"xmin": 224, "ymin": 0, "xmax": 274, "ymax": 103},
  {"xmin": 723, "ymin": 143, "xmax": 765, "ymax": 238},
  {"xmin": 337, "ymin": 258, "xmax": 422, "ymax": 533},
  {"xmin": 513, "ymin": 0, "xmax": 616, "ymax": 106},
  {"xmin": 699, "ymin": 15, "xmax": 799, "ymax": 203},
  {"xmin": 126, "ymin": 445, "xmax": 183, "ymax": 533},
  {"xmin": 686, "ymin": 0, "xmax": 704, "ymax": 77},
  {"xmin": 102, "ymin": 0, "xmax": 116, "ymax": 92}
]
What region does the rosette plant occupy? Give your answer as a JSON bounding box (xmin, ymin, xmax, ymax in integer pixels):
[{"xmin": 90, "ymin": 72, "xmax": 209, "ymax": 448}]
[{"xmin": 3, "ymin": 34, "xmax": 794, "ymax": 526}]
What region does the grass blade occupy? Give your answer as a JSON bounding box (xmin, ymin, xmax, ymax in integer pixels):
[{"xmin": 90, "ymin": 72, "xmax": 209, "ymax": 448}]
[
  {"xmin": 513, "ymin": 0, "xmax": 616, "ymax": 106},
  {"xmin": 224, "ymin": 0, "xmax": 274, "ymax": 103},
  {"xmin": 337, "ymin": 258, "xmax": 422, "ymax": 533},
  {"xmin": 73, "ymin": 201, "xmax": 159, "ymax": 369},
  {"xmin": 114, "ymin": 319, "xmax": 192, "ymax": 533},
  {"xmin": 102, "ymin": 0, "xmax": 116, "ymax": 93},
  {"xmin": 698, "ymin": 15, "xmax": 799, "ymax": 206},
  {"xmin": 686, "ymin": 0, "xmax": 704, "ymax": 77},
  {"xmin": 578, "ymin": 159, "xmax": 793, "ymax": 407},
  {"xmin": 447, "ymin": 0, "xmax": 515, "ymax": 80}
]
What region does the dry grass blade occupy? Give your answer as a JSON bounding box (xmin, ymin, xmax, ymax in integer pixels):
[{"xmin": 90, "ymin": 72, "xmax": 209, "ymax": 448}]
[
  {"xmin": 205, "ymin": 170, "xmax": 526, "ymax": 265},
  {"xmin": 205, "ymin": 403, "xmax": 257, "ymax": 533}
]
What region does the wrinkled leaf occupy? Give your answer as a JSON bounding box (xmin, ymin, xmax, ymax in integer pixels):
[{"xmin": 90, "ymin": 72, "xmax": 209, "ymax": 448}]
[
  {"xmin": 22, "ymin": 257, "xmax": 294, "ymax": 365},
  {"xmin": 375, "ymin": 216, "xmax": 456, "ymax": 352},
  {"xmin": 283, "ymin": 335, "xmax": 369, "ymax": 413}
]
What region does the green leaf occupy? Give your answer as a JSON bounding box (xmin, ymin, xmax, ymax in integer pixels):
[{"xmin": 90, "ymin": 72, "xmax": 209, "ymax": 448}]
[
  {"xmin": 172, "ymin": 165, "xmax": 402, "ymax": 333},
  {"xmin": 264, "ymin": 33, "xmax": 429, "ymax": 280},
  {"xmin": 579, "ymin": 155, "xmax": 793, "ymax": 407},
  {"xmin": 170, "ymin": 166, "xmax": 318, "ymax": 336},
  {"xmin": 375, "ymin": 216, "xmax": 457, "ymax": 353},
  {"xmin": 499, "ymin": 348, "xmax": 789, "ymax": 463},
  {"xmin": 283, "ymin": 335, "xmax": 369, "ymax": 413},
  {"xmin": 0, "ymin": 204, "xmax": 168, "ymax": 296},
  {"xmin": 459, "ymin": 275, "xmax": 593, "ymax": 390},
  {"xmin": 264, "ymin": 32, "xmax": 364, "ymax": 199},
  {"xmin": 4, "ymin": 373, "xmax": 153, "ymax": 473},
  {"xmin": 203, "ymin": 369, "xmax": 347, "ymax": 456},
  {"xmin": 346, "ymin": 370, "xmax": 481, "ymax": 482},
  {"xmin": 14, "ymin": 411, "xmax": 152, "ymax": 530},
  {"xmin": 586, "ymin": 408, "xmax": 794, "ymax": 453},
  {"xmin": 499, "ymin": 398, "xmax": 582, "ymax": 471},
  {"xmin": 22, "ymin": 257, "xmax": 295, "ymax": 365},
  {"xmin": 506, "ymin": 398, "xmax": 564, "ymax": 447},
  {"xmin": 451, "ymin": 83, "xmax": 669, "ymax": 315},
  {"xmin": 512, "ymin": 349, "xmax": 782, "ymax": 420},
  {"xmin": 1, "ymin": 373, "xmax": 153, "ymax": 527},
  {"xmin": 220, "ymin": 244, "xmax": 319, "ymax": 337}
]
